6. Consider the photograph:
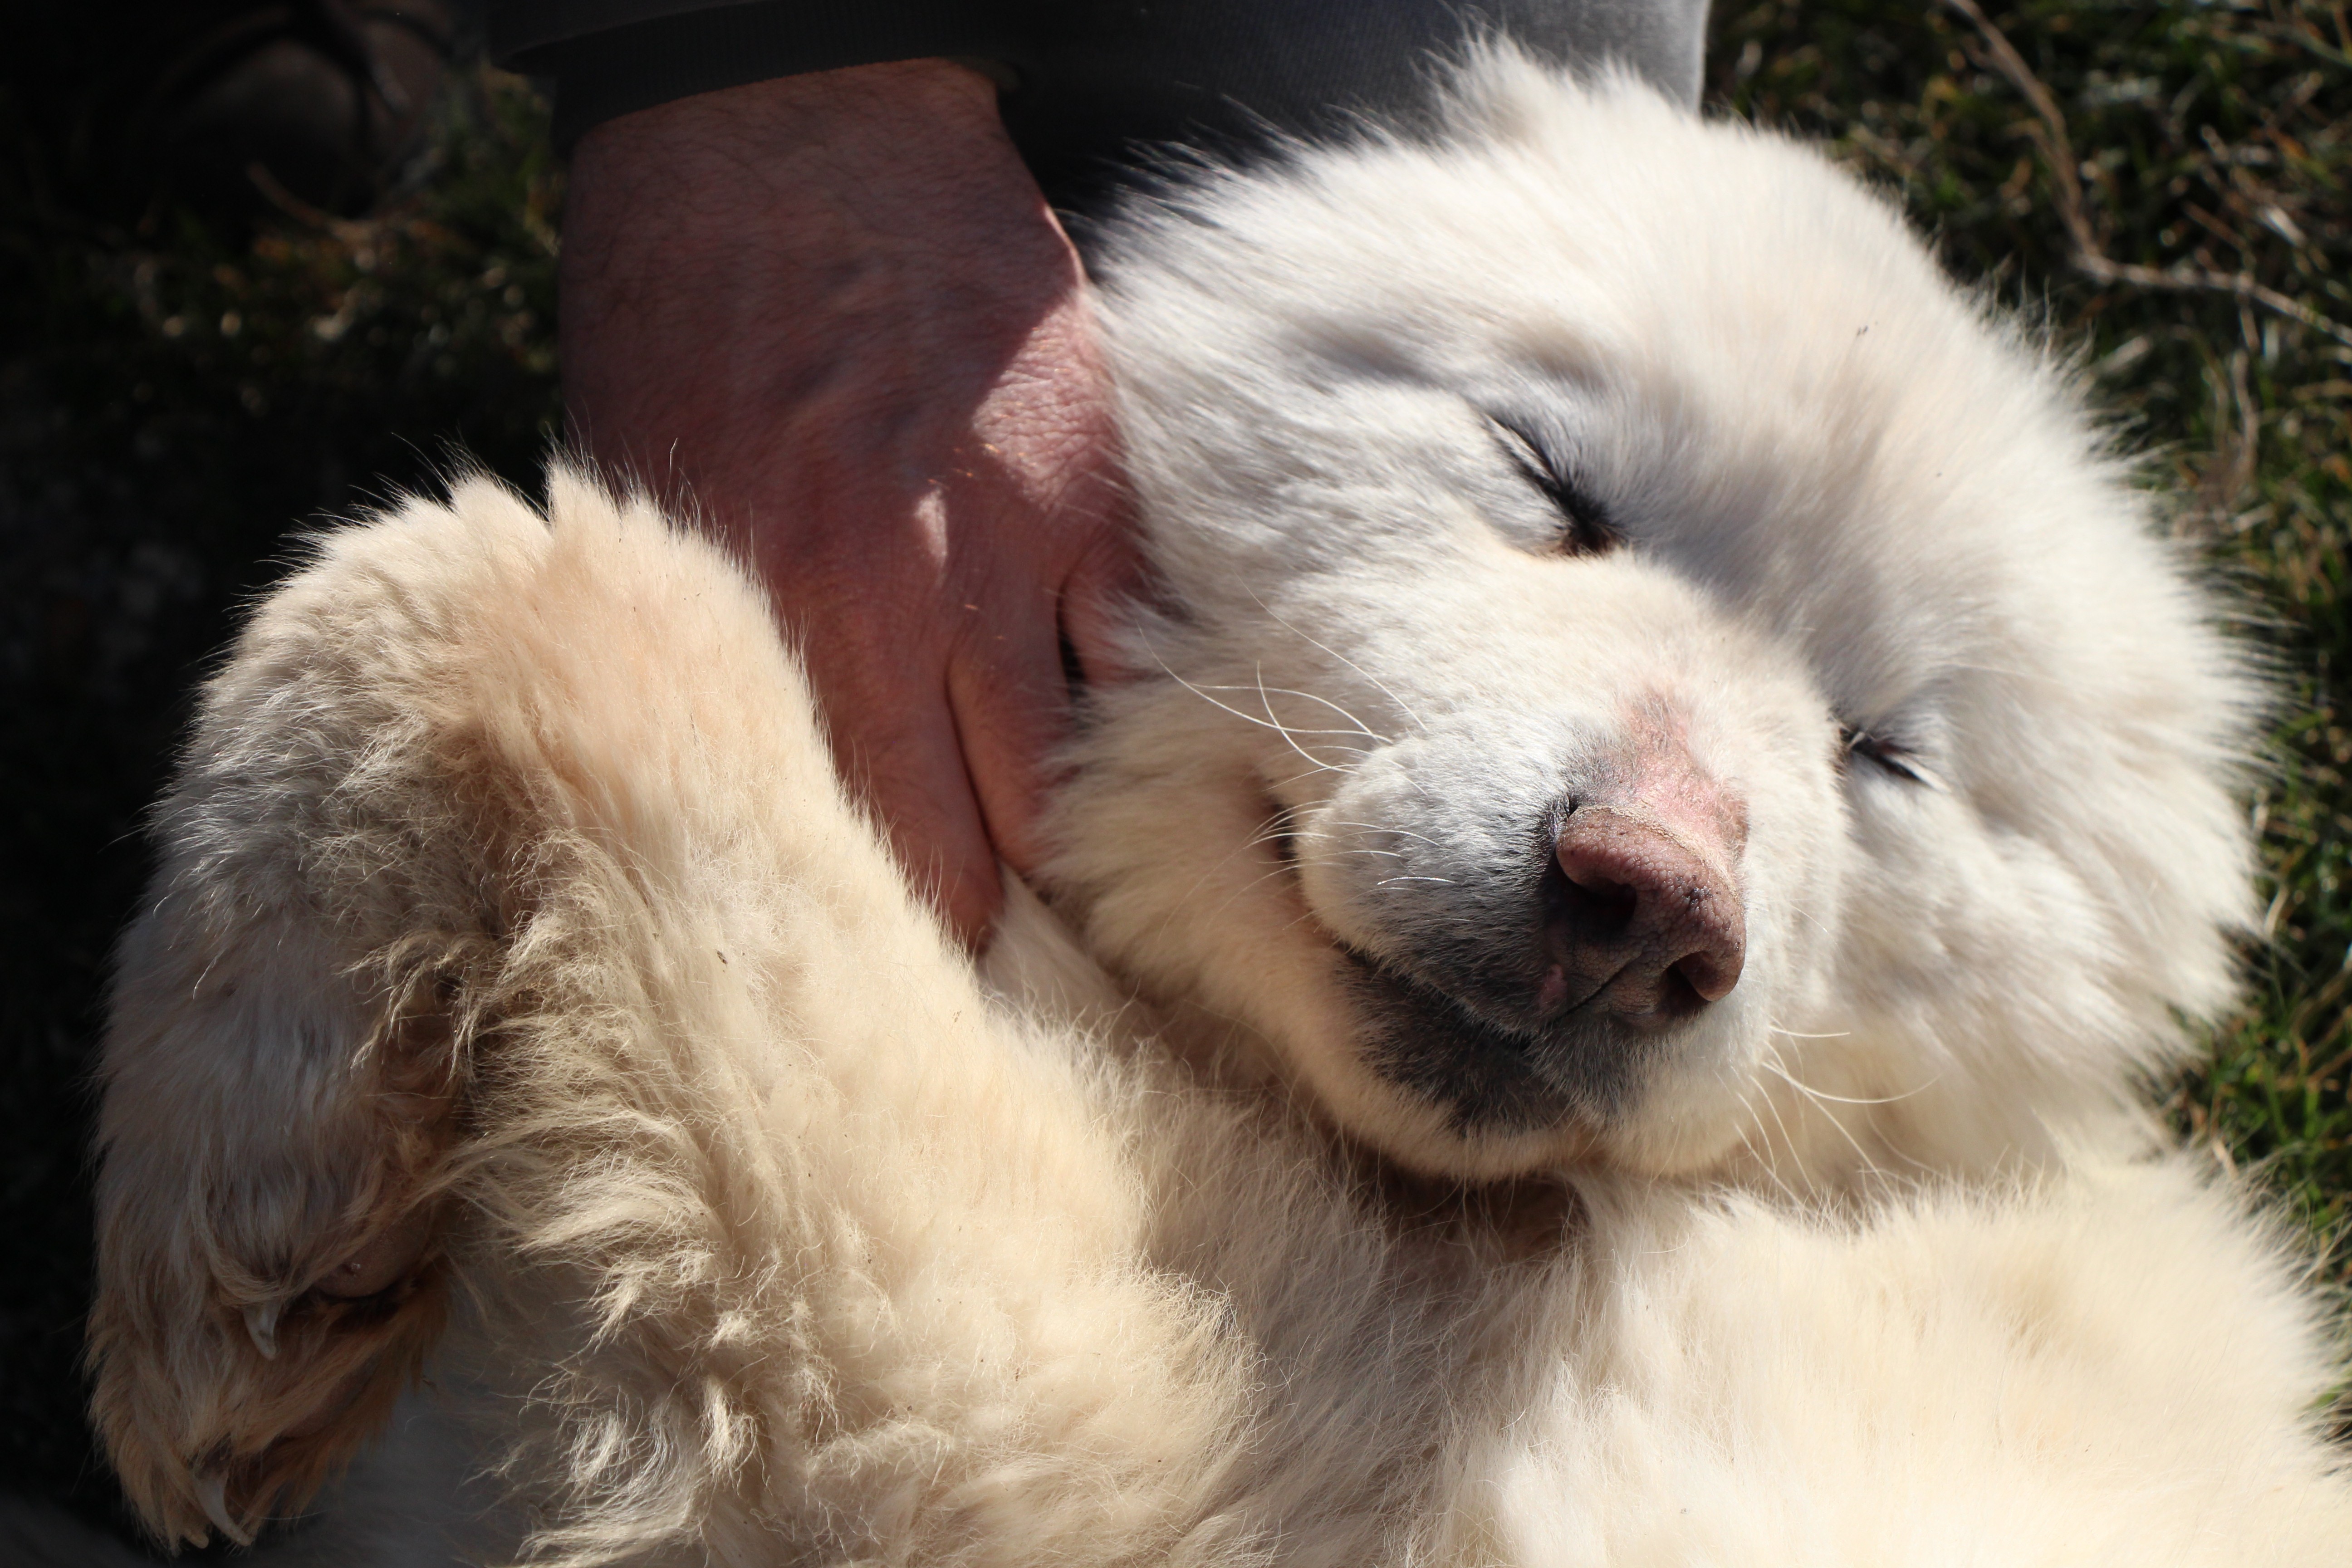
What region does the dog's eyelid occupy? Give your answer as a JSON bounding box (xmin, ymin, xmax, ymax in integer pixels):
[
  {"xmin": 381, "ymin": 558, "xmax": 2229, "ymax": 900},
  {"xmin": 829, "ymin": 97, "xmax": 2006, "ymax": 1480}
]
[
  {"xmin": 1837, "ymin": 721, "xmax": 1949, "ymax": 792},
  {"xmin": 1481, "ymin": 412, "xmax": 1618, "ymax": 556}
]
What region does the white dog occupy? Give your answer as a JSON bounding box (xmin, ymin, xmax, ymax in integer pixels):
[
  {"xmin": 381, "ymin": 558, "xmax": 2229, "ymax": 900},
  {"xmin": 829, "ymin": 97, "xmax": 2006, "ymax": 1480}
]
[{"xmin": 84, "ymin": 54, "xmax": 2352, "ymax": 1566}]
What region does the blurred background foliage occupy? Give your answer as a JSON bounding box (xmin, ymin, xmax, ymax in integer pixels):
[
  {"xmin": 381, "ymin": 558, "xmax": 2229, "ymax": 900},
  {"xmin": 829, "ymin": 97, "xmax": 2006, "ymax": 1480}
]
[
  {"xmin": 1, "ymin": 7, "xmax": 564, "ymax": 1542},
  {"xmin": 1, "ymin": 0, "xmax": 2346, "ymax": 1548}
]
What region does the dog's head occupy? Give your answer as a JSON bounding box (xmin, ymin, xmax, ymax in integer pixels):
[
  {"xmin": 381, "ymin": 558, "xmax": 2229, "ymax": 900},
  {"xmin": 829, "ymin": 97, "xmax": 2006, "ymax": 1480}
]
[{"xmin": 1047, "ymin": 59, "xmax": 2257, "ymax": 1186}]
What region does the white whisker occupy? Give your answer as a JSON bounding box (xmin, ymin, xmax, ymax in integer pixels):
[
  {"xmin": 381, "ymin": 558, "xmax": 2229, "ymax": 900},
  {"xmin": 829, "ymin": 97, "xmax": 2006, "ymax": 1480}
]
[
  {"xmin": 1759, "ymin": 1044, "xmax": 1884, "ymax": 1179},
  {"xmin": 1722, "ymin": 1072, "xmax": 1805, "ymax": 1205},
  {"xmin": 1254, "ymin": 663, "xmax": 1363, "ymax": 777},
  {"xmin": 1243, "ymin": 584, "xmax": 1430, "ymax": 734},
  {"xmin": 1758, "ymin": 1041, "xmax": 1943, "ymax": 1106},
  {"xmin": 1145, "ymin": 655, "xmax": 1353, "ymax": 773},
  {"xmin": 1750, "ymin": 1062, "xmax": 1814, "ymax": 1193},
  {"xmin": 1189, "ymin": 680, "xmax": 1392, "ymax": 744},
  {"xmin": 1324, "ymin": 820, "xmax": 1447, "ymax": 848}
]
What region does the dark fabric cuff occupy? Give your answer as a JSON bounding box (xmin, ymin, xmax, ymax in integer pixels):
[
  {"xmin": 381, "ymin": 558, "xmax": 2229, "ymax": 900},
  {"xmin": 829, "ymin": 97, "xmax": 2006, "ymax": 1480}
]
[
  {"xmin": 494, "ymin": 0, "xmax": 1712, "ymax": 213},
  {"xmin": 496, "ymin": 3, "xmax": 1029, "ymax": 150}
]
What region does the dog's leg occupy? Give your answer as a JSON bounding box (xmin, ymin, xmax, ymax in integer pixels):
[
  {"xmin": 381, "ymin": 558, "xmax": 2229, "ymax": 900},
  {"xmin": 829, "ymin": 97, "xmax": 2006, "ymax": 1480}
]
[{"xmin": 91, "ymin": 471, "xmax": 1254, "ymax": 1562}]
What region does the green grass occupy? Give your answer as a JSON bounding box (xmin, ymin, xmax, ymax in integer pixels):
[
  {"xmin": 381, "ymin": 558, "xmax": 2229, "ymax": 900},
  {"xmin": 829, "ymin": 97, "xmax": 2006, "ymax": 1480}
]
[{"xmin": 1, "ymin": 0, "xmax": 2345, "ymax": 1539}]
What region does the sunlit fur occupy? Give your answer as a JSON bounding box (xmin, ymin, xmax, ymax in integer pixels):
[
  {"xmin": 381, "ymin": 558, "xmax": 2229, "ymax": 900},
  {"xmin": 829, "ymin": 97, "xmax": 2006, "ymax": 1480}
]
[
  {"xmin": 88, "ymin": 56, "xmax": 2349, "ymax": 1566},
  {"xmin": 1054, "ymin": 58, "xmax": 2259, "ymax": 1185}
]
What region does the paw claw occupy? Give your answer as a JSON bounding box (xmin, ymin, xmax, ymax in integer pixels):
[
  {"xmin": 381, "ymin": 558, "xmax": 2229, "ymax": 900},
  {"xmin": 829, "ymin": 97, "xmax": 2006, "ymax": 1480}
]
[
  {"xmin": 241, "ymin": 1300, "xmax": 281, "ymax": 1360},
  {"xmin": 194, "ymin": 1469, "xmax": 254, "ymax": 1547}
]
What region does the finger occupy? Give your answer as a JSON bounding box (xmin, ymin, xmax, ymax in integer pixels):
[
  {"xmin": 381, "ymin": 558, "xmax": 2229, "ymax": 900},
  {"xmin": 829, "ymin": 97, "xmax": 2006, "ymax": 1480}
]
[
  {"xmin": 1057, "ymin": 525, "xmax": 1152, "ymax": 690},
  {"xmin": 947, "ymin": 616, "xmax": 1076, "ymax": 881},
  {"xmin": 808, "ymin": 654, "xmax": 1005, "ymax": 949}
]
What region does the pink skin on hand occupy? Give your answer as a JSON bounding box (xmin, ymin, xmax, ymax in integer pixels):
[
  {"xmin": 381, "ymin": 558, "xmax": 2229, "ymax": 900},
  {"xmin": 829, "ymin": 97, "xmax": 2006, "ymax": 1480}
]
[{"xmin": 559, "ymin": 59, "xmax": 1139, "ymax": 948}]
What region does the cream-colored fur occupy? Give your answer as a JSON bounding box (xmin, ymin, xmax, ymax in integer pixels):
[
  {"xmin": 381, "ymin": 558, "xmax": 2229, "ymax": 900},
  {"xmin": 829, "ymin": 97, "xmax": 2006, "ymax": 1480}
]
[{"xmin": 88, "ymin": 57, "xmax": 2351, "ymax": 1566}]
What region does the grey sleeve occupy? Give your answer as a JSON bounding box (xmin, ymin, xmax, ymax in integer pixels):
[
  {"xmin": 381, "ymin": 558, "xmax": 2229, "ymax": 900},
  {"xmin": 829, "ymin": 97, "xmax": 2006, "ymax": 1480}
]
[{"xmin": 491, "ymin": 0, "xmax": 1710, "ymax": 208}]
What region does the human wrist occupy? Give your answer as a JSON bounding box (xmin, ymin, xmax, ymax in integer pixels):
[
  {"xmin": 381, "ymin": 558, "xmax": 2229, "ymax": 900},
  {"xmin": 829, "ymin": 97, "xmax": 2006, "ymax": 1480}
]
[
  {"xmin": 558, "ymin": 55, "xmax": 1076, "ymax": 459},
  {"xmin": 564, "ymin": 58, "xmax": 1026, "ymax": 254}
]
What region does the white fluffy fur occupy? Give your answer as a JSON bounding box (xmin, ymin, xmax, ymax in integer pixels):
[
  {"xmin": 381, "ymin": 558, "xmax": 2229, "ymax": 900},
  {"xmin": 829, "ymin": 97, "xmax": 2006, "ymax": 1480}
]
[{"xmin": 87, "ymin": 56, "xmax": 2350, "ymax": 1566}]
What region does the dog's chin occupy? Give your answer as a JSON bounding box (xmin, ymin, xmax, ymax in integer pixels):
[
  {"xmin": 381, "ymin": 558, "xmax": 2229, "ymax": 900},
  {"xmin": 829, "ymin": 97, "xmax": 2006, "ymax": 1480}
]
[
  {"xmin": 1302, "ymin": 966, "xmax": 1752, "ymax": 1181},
  {"xmin": 1131, "ymin": 799, "xmax": 1734, "ymax": 1181},
  {"xmin": 1289, "ymin": 1036, "xmax": 1602, "ymax": 1183},
  {"xmin": 1275, "ymin": 921, "xmax": 1751, "ymax": 1181},
  {"xmin": 1343, "ymin": 943, "xmax": 1676, "ymax": 1127},
  {"xmin": 1229, "ymin": 833, "xmax": 1613, "ymax": 1179},
  {"xmin": 1226, "ymin": 926, "xmax": 1602, "ymax": 1181}
]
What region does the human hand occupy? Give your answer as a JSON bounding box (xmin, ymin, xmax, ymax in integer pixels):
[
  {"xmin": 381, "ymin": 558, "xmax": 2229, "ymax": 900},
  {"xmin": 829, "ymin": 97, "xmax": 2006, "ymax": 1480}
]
[{"xmin": 559, "ymin": 59, "xmax": 1136, "ymax": 948}]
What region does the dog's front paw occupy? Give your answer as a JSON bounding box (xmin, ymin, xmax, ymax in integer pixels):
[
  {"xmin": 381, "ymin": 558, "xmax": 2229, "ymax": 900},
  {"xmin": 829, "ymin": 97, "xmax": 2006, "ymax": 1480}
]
[
  {"xmin": 93, "ymin": 909, "xmax": 466, "ymax": 1546},
  {"xmin": 85, "ymin": 469, "xmax": 896, "ymax": 1551},
  {"xmin": 87, "ymin": 486, "xmax": 535, "ymax": 1547}
]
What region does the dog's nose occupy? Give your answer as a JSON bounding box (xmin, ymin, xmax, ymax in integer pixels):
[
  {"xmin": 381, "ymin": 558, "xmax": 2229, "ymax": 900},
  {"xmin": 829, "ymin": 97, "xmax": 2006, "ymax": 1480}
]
[{"xmin": 1544, "ymin": 805, "xmax": 1745, "ymax": 1016}]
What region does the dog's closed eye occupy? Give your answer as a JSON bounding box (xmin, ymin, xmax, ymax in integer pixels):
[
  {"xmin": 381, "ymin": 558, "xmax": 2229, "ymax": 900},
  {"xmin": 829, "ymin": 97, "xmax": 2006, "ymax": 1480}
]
[
  {"xmin": 1838, "ymin": 724, "xmax": 1946, "ymax": 791},
  {"xmin": 1485, "ymin": 412, "xmax": 1619, "ymax": 557}
]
